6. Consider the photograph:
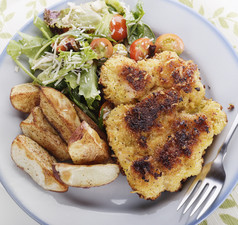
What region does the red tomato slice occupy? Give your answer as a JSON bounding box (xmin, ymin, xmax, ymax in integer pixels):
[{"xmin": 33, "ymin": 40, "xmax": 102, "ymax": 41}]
[
  {"xmin": 90, "ymin": 38, "xmax": 113, "ymax": 59},
  {"xmin": 110, "ymin": 15, "xmax": 127, "ymax": 41},
  {"xmin": 130, "ymin": 38, "xmax": 153, "ymax": 61},
  {"xmin": 54, "ymin": 36, "xmax": 79, "ymax": 53}
]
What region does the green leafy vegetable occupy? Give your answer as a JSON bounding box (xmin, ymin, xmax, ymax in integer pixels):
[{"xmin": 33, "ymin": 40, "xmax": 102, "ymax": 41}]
[
  {"xmin": 125, "ymin": 0, "xmax": 155, "ymax": 44},
  {"xmin": 95, "ymin": 13, "xmax": 113, "ymax": 37},
  {"xmin": 98, "ymin": 106, "xmax": 104, "ymax": 130},
  {"xmin": 7, "ymin": 36, "xmax": 45, "ymax": 84},
  {"xmin": 7, "ymin": 0, "xmax": 157, "ymax": 126},
  {"xmin": 78, "ymin": 63, "xmax": 100, "ymax": 109},
  {"xmin": 34, "ymin": 15, "xmax": 53, "ymax": 39},
  {"xmin": 37, "ymin": 42, "xmax": 97, "ymax": 84},
  {"xmin": 44, "ymin": 1, "xmax": 109, "ymax": 31},
  {"xmin": 16, "ymin": 32, "xmax": 47, "ymax": 59},
  {"xmin": 105, "ymin": 0, "xmax": 125, "ymax": 14},
  {"xmin": 143, "ymin": 24, "xmax": 156, "ymax": 40},
  {"xmin": 64, "ymin": 73, "xmax": 78, "ymax": 89},
  {"xmin": 68, "ymin": 86, "xmax": 98, "ymax": 123},
  {"xmin": 7, "ymin": 40, "xmax": 21, "ymax": 59}
]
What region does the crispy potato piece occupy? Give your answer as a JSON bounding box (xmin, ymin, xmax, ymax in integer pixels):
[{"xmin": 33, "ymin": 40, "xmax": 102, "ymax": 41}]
[
  {"xmin": 73, "ymin": 104, "xmax": 107, "ymax": 142},
  {"xmin": 40, "ymin": 87, "xmax": 81, "ymax": 143},
  {"xmin": 11, "ymin": 135, "xmax": 68, "ymax": 192},
  {"xmin": 10, "ymin": 83, "xmax": 40, "ymax": 113},
  {"xmin": 68, "ymin": 121, "xmax": 109, "ymax": 164},
  {"xmin": 53, "ymin": 163, "xmax": 120, "ymax": 187},
  {"xmin": 20, "ymin": 107, "xmax": 70, "ymax": 161}
]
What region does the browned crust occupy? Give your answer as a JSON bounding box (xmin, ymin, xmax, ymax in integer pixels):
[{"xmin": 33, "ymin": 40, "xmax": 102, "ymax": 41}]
[
  {"xmin": 10, "ymin": 84, "xmax": 40, "ymax": 113},
  {"xmin": 157, "ymin": 115, "xmax": 209, "ymax": 170},
  {"xmin": 120, "ymin": 66, "xmax": 148, "ymax": 91},
  {"xmin": 40, "ymin": 87, "xmax": 80, "ymax": 143},
  {"xmin": 169, "ymin": 60, "xmax": 198, "ymax": 93},
  {"xmin": 125, "ymin": 90, "xmax": 179, "ymax": 133},
  {"xmin": 132, "ymin": 156, "xmax": 162, "ymax": 182}
]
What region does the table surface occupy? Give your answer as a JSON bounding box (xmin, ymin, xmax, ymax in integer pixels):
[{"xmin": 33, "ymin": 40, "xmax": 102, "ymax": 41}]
[{"xmin": 1, "ymin": 0, "xmax": 238, "ymax": 225}]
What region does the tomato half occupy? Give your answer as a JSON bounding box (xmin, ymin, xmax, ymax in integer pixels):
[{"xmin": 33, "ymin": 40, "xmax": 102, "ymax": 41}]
[
  {"xmin": 155, "ymin": 33, "xmax": 184, "ymax": 55},
  {"xmin": 90, "ymin": 38, "xmax": 113, "ymax": 59},
  {"xmin": 54, "ymin": 36, "xmax": 79, "ymax": 53},
  {"xmin": 110, "ymin": 15, "xmax": 127, "ymax": 41},
  {"xmin": 130, "ymin": 38, "xmax": 153, "ymax": 61}
]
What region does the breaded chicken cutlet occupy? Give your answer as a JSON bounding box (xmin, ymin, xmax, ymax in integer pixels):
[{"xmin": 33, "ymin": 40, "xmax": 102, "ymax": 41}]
[{"xmin": 100, "ymin": 51, "xmax": 227, "ymax": 200}]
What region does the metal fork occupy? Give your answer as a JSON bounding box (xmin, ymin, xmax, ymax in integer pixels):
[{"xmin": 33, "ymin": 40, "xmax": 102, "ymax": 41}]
[{"xmin": 177, "ymin": 112, "xmax": 238, "ymax": 219}]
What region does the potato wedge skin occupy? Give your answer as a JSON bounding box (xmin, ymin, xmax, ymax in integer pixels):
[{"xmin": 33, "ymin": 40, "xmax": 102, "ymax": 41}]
[
  {"xmin": 40, "ymin": 87, "xmax": 81, "ymax": 143},
  {"xmin": 74, "ymin": 104, "xmax": 107, "ymax": 142},
  {"xmin": 53, "ymin": 163, "xmax": 120, "ymax": 187},
  {"xmin": 20, "ymin": 107, "xmax": 70, "ymax": 161},
  {"xmin": 10, "ymin": 83, "xmax": 40, "ymax": 113},
  {"xmin": 68, "ymin": 121, "xmax": 110, "ymax": 164},
  {"xmin": 11, "ymin": 135, "xmax": 68, "ymax": 192}
]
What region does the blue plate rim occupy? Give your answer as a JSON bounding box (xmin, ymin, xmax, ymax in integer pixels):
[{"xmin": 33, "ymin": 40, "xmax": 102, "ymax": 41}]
[{"xmin": 0, "ymin": 0, "xmax": 238, "ymax": 225}]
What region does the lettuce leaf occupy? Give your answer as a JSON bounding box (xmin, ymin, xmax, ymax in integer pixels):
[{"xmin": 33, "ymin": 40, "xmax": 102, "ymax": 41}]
[
  {"xmin": 34, "ymin": 15, "xmax": 53, "ymax": 39},
  {"xmin": 44, "ymin": 1, "xmax": 109, "ymax": 31},
  {"xmin": 105, "ymin": 0, "xmax": 125, "ymax": 14},
  {"xmin": 78, "ymin": 63, "xmax": 100, "ymax": 109},
  {"xmin": 7, "ymin": 32, "xmax": 47, "ymax": 60},
  {"xmin": 95, "ymin": 13, "xmax": 113, "ymax": 37},
  {"xmin": 64, "ymin": 73, "xmax": 78, "ymax": 89},
  {"xmin": 7, "ymin": 40, "xmax": 22, "ymax": 60},
  {"xmin": 125, "ymin": 0, "xmax": 155, "ymax": 44}
]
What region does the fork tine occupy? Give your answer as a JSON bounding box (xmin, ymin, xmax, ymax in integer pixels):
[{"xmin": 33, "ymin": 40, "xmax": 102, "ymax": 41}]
[
  {"xmin": 183, "ymin": 181, "xmax": 207, "ymax": 214},
  {"xmin": 196, "ymin": 185, "xmax": 222, "ymax": 219},
  {"xmin": 177, "ymin": 180, "xmax": 201, "ymax": 210},
  {"xmin": 190, "ymin": 184, "xmax": 214, "ymax": 216}
]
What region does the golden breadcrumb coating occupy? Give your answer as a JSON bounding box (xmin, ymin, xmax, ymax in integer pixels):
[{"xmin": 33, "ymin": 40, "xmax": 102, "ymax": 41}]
[
  {"xmin": 101, "ymin": 51, "xmax": 227, "ymax": 200},
  {"xmin": 105, "ymin": 93, "xmax": 226, "ymax": 199},
  {"xmin": 99, "ymin": 54, "xmax": 154, "ymax": 105},
  {"xmin": 100, "ymin": 51, "xmax": 205, "ymax": 112}
]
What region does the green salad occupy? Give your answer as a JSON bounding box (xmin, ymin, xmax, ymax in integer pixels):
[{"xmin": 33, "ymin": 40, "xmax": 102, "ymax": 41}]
[{"xmin": 7, "ymin": 0, "xmax": 184, "ymax": 127}]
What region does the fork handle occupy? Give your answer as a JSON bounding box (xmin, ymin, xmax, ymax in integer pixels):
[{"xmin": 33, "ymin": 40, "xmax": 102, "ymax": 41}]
[{"xmin": 218, "ymin": 112, "xmax": 238, "ymax": 161}]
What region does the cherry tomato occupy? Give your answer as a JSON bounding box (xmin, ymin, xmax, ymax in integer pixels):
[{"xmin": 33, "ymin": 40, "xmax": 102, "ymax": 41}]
[
  {"xmin": 90, "ymin": 38, "xmax": 113, "ymax": 59},
  {"xmin": 110, "ymin": 15, "xmax": 127, "ymax": 41},
  {"xmin": 113, "ymin": 44, "xmax": 128, "ymax": 56},
  {"xmin": 130, "ymin": 38, "xmax": 153, "ymax": 61},
  {"xmin": 99, "ymin": 101, "xmax": 114, "ymax": 121},
  {"xmin": 155, "ymin": 33, "xmax": 184, "ymax": 55},
  {"xmin": 53, "ymin": 36, "xmax": 79, "ymax": 53}
]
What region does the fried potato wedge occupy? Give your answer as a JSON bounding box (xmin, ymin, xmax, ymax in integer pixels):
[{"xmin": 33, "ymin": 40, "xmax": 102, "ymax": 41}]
[
  {"xmin": 40, "ymin": 87, "xmax": 81, "ymax": 143},
  {"xmin": 11, "ymin": 135, "xmax": 68, "ymax": 192},
  {"xmin": 53, "ymin": 163, "xmax": 120, "ymax": 187},
  {"xmin": 10, "ymin": 83, "xmax": 40, "ymax": 113},
  {"xmin": 74, "ymin": 104, "xmax": 107, "ymax": 142},
  {"xmin": 20, "ymin": 107, "xmax": 70, "ymax": 161},
  {"xmin": 68, "ymin": 121, "xmax": 110, "ymax": 164}
]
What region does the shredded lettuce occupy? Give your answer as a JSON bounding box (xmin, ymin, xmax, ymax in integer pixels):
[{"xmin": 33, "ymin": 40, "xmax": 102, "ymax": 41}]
[{"xmin": 95, "ymin": 13, "xmax": 113, "ymax": 36}]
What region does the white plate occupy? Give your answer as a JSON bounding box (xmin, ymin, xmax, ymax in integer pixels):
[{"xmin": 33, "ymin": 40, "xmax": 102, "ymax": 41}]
[{"xmin": 1, "ymin": 0, "xmax": 238, "ymax": 224}]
